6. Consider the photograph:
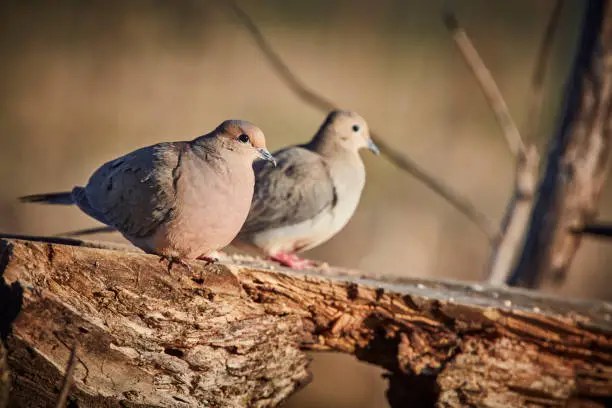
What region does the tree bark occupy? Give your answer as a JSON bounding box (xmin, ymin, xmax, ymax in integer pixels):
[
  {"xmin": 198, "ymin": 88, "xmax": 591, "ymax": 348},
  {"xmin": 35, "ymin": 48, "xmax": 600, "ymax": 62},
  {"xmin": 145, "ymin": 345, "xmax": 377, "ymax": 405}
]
[{"xmin": 1, "ymin": 237, "xmax": 612, "ymax": 407}]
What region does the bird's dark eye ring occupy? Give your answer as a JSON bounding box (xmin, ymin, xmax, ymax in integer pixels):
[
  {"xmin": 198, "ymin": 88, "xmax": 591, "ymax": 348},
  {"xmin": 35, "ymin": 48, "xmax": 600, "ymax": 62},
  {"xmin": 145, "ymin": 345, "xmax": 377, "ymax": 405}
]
[
  {"xmin": 238, "ymin": 134, "xmax": 250, "ymax": 143},
  {"xmin": 352, "ymin": 124, "xmax": 360, "ymax": 132}
]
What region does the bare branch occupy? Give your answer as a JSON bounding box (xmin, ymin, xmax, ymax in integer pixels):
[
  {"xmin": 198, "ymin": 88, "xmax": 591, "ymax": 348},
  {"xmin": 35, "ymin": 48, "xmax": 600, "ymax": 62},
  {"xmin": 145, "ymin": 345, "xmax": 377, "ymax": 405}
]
[
  {"xmin": 524, "ymin": 0, "xmax": 566, "ymax": 144},
  {"xmin": 444, "ymin": 12, "xmax": 526, "ymax": 157},
  {"xmin": 224, "ymin": 0, "xmax": 335, "ymax": 111},
  {"xmin": 487, "ymin": 146, "xmax": 539, "ymax": 285},
  {"xmin": 486, "ymin": 1, "xmax": 564, "ymax": 284},
  {"xmin": 573, "ymin": 221, "xmax": 612, "ymax": 237},
  {"xmin": 55, "ymin": 343, "xmax": 79, "ymax": 408},
  {"xmin": 441, "ymin": 10, "xmax": 537, "ymax": 284},
  {"xmin": 224, "ymin": 0, "xmax": 498, "ymax": 241}
]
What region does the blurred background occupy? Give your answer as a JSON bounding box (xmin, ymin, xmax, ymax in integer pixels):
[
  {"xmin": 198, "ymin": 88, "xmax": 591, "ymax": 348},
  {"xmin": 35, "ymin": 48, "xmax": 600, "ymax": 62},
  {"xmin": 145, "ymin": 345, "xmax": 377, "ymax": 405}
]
[{"xmin": 0, "ymin": 0, "xmax": 607, "ymax": 406}]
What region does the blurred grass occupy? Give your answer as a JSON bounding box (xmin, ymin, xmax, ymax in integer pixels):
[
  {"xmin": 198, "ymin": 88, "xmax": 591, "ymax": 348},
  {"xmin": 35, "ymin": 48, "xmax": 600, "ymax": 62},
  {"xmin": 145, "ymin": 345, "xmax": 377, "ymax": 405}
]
[{"xmin": 1, "ymin": 1, "xmax": 609, "ymax": 406}]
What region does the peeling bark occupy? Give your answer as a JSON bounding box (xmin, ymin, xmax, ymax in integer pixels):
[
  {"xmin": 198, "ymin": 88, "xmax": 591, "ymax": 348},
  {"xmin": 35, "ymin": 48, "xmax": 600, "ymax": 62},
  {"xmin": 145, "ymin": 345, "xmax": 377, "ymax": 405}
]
[{"xmin": 1, "ymin": 237, "xmax": 612, "ymax": 407}]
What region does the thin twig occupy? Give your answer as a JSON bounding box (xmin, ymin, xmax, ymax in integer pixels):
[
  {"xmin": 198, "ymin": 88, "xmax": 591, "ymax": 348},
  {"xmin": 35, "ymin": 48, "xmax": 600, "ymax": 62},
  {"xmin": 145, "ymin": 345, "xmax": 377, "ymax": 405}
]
[
  {"xmin": 224, "ymin": 0, "xmax": 498, "ymax": 241},
  {"xmin": 55, "ymin": 343, "xmax": 79, "ymax": 408},
  {"xmin": 444, "ymin": 12, "xmax": 526, "ymax": 157},
  {"xmin": 487, "ymin": 146, "xmax": 539, "ymax": 285},
  {"xmin": 224, "ymin": 0, "xmax": 336, "ymax": 112},
  {"xmin": 524, "ymin": 0, "xmax": 565, "ymax": 143},
  {"xmin": 56, "ymin": 226, "xmax": 116, "ymax": 238},
  {"xmin": 368, "ymin": 137, "xmax": 498, "ymax": 240},
  {"xmin": 574, "ymin": 222, "xmax": 612, "ymax": 237},
  {"xmin": 0, "ymin": 233, "xmax": 140, "ymax": 253}
]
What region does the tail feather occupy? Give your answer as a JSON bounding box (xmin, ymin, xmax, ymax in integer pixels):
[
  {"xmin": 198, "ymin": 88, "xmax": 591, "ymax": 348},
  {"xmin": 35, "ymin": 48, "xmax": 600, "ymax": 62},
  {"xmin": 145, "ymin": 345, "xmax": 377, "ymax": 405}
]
[{"xmin": 19, "ymin": 191, "xmax": 74, "ymax": 205}]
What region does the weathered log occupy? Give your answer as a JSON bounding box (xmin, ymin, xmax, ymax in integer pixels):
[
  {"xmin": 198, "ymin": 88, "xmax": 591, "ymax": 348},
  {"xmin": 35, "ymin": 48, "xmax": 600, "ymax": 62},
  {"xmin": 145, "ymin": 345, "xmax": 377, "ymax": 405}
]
[{"xmin": 1, "ymin": 237, "xmax": 612, "ymax": 407}]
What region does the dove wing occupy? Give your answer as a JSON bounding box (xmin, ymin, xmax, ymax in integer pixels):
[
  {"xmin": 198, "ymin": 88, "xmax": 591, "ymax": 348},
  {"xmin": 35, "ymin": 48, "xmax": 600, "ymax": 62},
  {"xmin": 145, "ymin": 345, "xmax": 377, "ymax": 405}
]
[
  {"xmin": 84, "ymin": 142, "xmax": 185, "ymax": 238},
  {"xmin": 240, "ymin": 146, "xmax": 337, "ymax": 236}
]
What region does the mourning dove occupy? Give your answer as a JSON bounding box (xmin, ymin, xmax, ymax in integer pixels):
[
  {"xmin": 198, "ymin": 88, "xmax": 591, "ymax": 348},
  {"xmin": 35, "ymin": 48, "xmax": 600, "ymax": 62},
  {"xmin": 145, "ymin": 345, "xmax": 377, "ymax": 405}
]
[
  {"xmin": 232, "ymin": 110, "xmax": 378, "ymax": 269},
  {"xmin": 20, "ymin": 120, "xmax": 275, "ymax": 270}
]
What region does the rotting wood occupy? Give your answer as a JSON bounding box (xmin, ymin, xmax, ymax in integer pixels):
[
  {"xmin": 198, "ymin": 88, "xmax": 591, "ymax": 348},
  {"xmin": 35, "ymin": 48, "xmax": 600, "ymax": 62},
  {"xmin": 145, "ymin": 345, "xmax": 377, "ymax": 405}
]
[{"xmin": 1, "ymin": 237, "xmax": 612, "ymax": 407}]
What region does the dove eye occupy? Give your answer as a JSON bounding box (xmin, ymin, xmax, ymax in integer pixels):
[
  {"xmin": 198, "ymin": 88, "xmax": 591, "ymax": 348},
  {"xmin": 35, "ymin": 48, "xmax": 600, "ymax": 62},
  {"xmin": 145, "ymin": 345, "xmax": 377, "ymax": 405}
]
[
  {"xmin": 352, "ymin": 124, "xmax": 360, "ymax": 132},
  {"xmin": 237, "ymin": 134, "xmax": 250, "ymax": 144}
]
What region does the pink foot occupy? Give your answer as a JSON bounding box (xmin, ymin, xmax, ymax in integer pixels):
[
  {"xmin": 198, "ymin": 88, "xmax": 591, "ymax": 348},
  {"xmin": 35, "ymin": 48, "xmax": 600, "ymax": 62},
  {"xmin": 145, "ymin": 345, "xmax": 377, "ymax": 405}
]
[
  {"xmin": 269, "ymin": 252, "xmax": 317, "ymax": 270},
  {"xmin": 197, "ymin": 255, "xmax": 219, "ymax": 265}
]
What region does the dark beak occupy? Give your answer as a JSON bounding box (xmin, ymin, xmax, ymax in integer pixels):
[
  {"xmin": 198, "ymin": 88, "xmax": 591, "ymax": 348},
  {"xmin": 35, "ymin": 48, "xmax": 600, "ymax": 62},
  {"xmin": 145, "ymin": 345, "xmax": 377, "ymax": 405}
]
[
  {"xmin": 257, "ymin": 148, "xmax": 276, "ymax": 166},
  {"xmin": 367, "ymin": 139, "xmax": 380, "ymax": 155}
]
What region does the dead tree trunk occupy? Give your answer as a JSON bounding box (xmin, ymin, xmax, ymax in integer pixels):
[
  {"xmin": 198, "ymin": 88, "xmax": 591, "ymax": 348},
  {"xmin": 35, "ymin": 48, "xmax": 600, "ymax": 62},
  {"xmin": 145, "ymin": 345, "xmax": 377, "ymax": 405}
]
[
  {"xmin": 1, "ymin": 236, "xmax": 612, "ymax": 407},
  {"xmin": 510, "ymin": 0, "xmax": 612, "ymax": 288}
]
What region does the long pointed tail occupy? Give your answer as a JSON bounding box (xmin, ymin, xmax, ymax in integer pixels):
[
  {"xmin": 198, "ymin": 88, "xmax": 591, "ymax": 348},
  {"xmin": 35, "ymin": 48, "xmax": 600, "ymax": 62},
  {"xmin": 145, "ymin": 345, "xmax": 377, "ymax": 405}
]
[
  {"xmin": 19, "ymin": 191, "xmax": 74, "ymax": 205},
  {"xmin": 57, "ymin": 226, "xmax": 116, "ymax": 237}
]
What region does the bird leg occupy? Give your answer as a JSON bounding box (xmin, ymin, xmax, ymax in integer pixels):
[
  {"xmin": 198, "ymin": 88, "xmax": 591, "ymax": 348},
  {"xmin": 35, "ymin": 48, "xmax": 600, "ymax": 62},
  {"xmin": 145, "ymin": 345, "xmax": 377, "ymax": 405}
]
[
  {"xmin": 269, "ymin": 252, "xmax": 318, "ymax": 270},
  {"xmin": 159, "ymin": 255, "xmax": 192, "ymax": 274}
]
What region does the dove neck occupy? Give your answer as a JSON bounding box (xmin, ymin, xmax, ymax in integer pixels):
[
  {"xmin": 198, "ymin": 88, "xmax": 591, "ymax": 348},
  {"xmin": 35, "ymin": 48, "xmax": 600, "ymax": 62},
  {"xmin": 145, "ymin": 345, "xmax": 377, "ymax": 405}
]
[
  {"xmin": 305, "ymin": 133, "xmax": 357, "ymax": 160},
  {"xmin": 190, "ymin": 136, "xmax": 224, "ymax": 160}
]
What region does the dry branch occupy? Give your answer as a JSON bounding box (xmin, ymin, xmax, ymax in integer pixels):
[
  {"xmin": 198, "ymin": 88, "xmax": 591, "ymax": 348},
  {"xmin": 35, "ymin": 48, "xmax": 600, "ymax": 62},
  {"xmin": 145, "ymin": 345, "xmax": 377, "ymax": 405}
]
[
  {"xmin": 576, "ymin": 221, "xmax": 612, "ymax": 237},
  {"xmin": 2, "ymin": 236, "xmax": 612, "ymax": 407},
  {"xmin": 487, "ymin": 146, "xmax": 540, "ymax": 285},
  {"xmin": 486, "ymin": 0, "xmax": 564, "ymax": 286},
  {"xmin": 476, "ymin": 0, "xmax": 562, "ymax": 284},
  {"xmin": 223, "ymin": 0, "xmax": 498, "ymax": 242},
  {"xmin": 443, "ymin": 13, "xmax": 525, "ymax": 157},
  {"xmin": 442, "ymin": 11, "xmax": 548, "ymax": 285},
  {"xmin": 524, "ymin": 0, "xmax": 566, "ymax": 144},
  {"xmin": 442, "ymin": 11, "xmax": 540, "ymax": 286}
]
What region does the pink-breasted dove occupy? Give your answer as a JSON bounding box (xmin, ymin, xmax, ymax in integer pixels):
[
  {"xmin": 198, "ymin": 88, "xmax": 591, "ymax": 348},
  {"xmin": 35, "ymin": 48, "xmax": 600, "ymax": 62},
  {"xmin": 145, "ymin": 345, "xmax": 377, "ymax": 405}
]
[{"xmin": 20, "ymin": 120, "xmax": 275, "ymax": 270}]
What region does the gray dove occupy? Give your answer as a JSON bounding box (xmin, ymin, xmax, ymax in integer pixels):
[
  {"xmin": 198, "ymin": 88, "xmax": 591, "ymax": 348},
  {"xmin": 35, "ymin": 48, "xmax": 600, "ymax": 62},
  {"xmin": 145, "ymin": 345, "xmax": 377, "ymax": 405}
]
[
  {"xmin": 20, "ymin": 120, "xmax": 275, "ymax": 271},
  {"xmin": 232, "ymin": 110, "xmax": 378, "ymax": 269}
]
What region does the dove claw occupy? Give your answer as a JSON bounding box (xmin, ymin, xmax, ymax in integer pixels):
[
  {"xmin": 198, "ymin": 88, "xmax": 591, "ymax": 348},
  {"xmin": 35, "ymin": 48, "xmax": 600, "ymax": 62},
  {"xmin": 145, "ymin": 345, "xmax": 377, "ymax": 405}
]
[{"xmin": 159, "ymin": 255, "xmax": 192, "ymax": 274}]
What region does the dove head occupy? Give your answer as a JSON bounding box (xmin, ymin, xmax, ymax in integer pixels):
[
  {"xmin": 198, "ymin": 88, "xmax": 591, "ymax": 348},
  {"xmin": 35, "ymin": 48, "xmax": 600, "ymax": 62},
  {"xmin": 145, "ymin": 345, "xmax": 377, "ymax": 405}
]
[
  {"xmin": 310, "ymin": 110, "xmax": 379, "ymax": 157},
  {"xmin": 208, "ymin": 120, "xmax": 275, "ymax": 165}
]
